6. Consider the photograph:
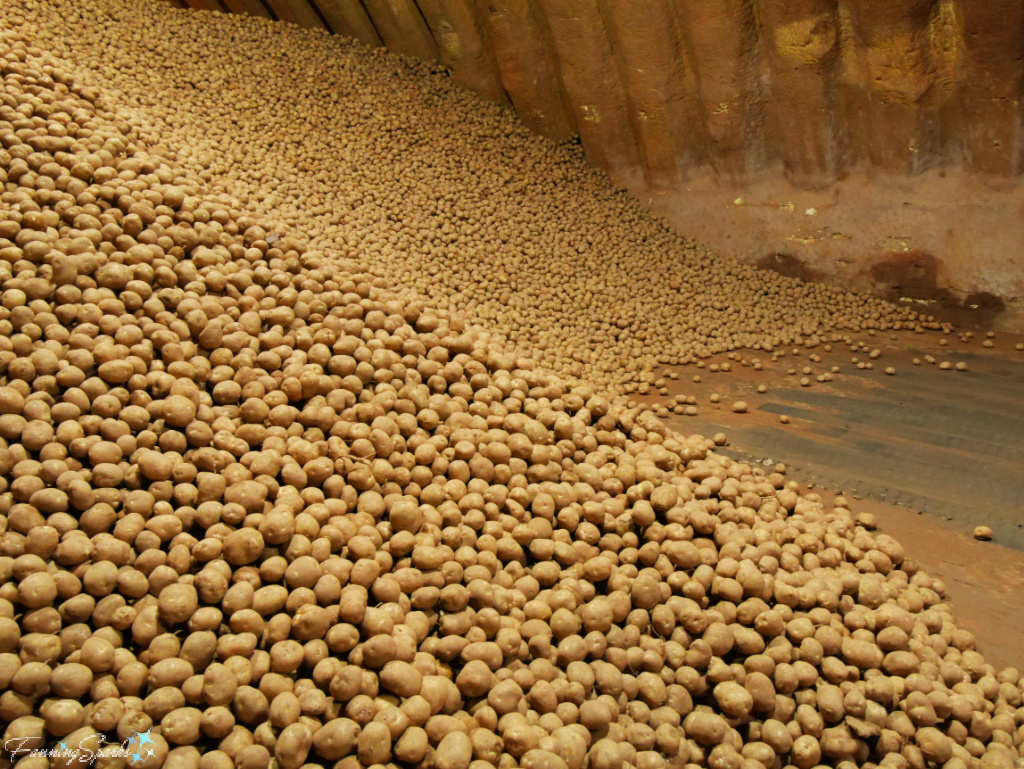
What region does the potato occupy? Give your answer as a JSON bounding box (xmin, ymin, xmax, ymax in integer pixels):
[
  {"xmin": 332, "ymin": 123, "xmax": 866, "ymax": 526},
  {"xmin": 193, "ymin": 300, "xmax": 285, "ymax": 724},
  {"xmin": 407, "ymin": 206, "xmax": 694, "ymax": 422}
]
[
  {"xmin": 223, "ymin": 530, "xmax": 265, "ymax": 566},
  {"xmin": 356, "ymin": 721, "xmax": 391, "ymax": 765},
  {"xmin": 915, "ymin": 726, "xmax": 953, "ymax": 763},
  {"xmin": 275, "ymin": 723, "xmax": 313, "ymax": 769},
  {"xmin": 80, "ymin": 637, "xmax": 116, "ymax": 673},
  {"xmin": 4, "ymin": 715, "xmax": 46, "ymax": 754},
  {"xmin": 791, "ymin": 734, "xmax": 822, "ymax": 769},
  {"xmin": 201, "ymin": 663, "xmax": 239, "ymax": 707},
  {"xmin": 435, "ymin": 731, "xmax": 474, "ymax": 769},
  {"xmin": 18, "ymin": 572, "xmax": 57, "ymax": 609},
  {"xmin": 713, "ymin": 681, "xmax": 752, "ymax": 718},
  {"xmin": 200, "ymin": 706, "xmax": 236, "ymax": 739},
  {"xmin": 159, "ymin": 584, "xmax": 199, "ymax": 626},
  {"xmin": 12, "ymin": 662, "xmax": 52, "ymax": 698},
  {"xmin": 312, "ymin": 718, "xmax": 361, "ymax": 761},
  {"xmin": 268, "ymin": 692, "xmax": 301, "ymax": 728},
  {"xmin": 586, "ymin": 739, "xmax": 623, "ymax": 769},
  {"xmin": 684, "ymin": 711, "xmax": 729, "ymax": 746},
  {"xmin": 456, "ymin": 659, "xmax": 493, "ymax": 699},
  {"xmin": 162, "ymin": 708, "xmax": 203, "ymax": 745}
]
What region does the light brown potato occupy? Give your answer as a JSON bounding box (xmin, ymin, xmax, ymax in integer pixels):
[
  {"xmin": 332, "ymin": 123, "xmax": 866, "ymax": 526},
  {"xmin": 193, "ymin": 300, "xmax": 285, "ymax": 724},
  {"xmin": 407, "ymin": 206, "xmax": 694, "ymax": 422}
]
[
  {"xmin": 356, "ymin": 721, "xmax": 391, "ymax": 765},
  {"xmin": 18, "ymin": 572, "xmax": 57, "ymax": 609},
  {"xmin": 158, "ymin": 583, "xmax": 199, "ymax": 626},
  {"xmin": 712, "ymin": 681, "xmax": 752, "ymax": 718},
  {"xmin": 162, "ymin": 708, "xmax": 203, "ymax": 745},
  {"xmin": 275, "ymin": 723, "xmax": 314, "ymax": 769},
  {"xmin": 312, "ymin": 717, "xmax": 361, "ymax": 761},
  {"xmin": 435, "ymin": 731, "xmax": 474, "ymax": 769},
  {"xmin": 683, "ymin": 711, "xmax": 727, "ymax": 746}
]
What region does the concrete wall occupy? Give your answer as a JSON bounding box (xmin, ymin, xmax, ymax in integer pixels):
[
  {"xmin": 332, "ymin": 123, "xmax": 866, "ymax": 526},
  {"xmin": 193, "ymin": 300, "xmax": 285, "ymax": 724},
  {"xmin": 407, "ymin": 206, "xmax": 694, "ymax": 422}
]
[{"xmin": 162, "ymin": 0, "xmax": 1024, "ymax": 329}]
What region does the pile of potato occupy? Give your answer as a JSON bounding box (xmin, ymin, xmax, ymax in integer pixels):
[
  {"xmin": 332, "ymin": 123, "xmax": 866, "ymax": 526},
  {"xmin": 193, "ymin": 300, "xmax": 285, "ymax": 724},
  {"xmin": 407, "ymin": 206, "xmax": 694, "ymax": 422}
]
[
  {"xmin": 16, "ymin": 0, "xmax": 941, "ymax": 397},
  {"xmin": 0, "ymin": 4, "xmax": 1021, "ymax": 769}
]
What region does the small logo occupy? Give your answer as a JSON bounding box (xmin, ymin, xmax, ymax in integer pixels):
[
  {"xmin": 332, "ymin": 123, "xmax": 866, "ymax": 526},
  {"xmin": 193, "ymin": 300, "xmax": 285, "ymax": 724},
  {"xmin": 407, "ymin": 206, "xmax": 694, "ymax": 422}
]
[
  {"xmin": 126, "ymin": 729, "xmax": 158, "ymax": 762},
  {"xmin": 4, "ymin": 729, "xmax": 158, "ymax": 764}
]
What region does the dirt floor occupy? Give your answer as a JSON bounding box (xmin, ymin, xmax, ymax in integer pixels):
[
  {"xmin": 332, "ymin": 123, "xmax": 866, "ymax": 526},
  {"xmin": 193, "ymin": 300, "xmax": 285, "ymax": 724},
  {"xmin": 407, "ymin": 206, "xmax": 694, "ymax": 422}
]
[
  {"xmin": 634, "ymin": 327, "xmax": 1024, "ymax": 670},
  {"xmin": 637, "ymin": 171, "xmax": 1024, "ymax": 334}
]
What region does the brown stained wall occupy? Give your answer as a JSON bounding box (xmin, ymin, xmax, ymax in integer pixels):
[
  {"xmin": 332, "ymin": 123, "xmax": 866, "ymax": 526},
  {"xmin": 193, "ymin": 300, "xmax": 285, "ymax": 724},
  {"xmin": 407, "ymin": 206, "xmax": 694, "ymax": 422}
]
[
  {"xmin": 165, "ymin": 0, "xmax": 1024, "ymax": 184},
  {"xmin": 476, "ymin": 0, "xmax": 575, "ymax": 139},
  {"xmin": 164, "ymin": 0, "xmax": 1024, "ymax": 328},
  {"xmin": 758, "ymin": 0, "xmax": 841, "ymax": 185},
  {"xmin": 314, "ymin": 0, "xmax": 383, "ymax": 46},
  {"xmin": 599, "ymin": 0, "xmax": 709, "ymax": 187}
]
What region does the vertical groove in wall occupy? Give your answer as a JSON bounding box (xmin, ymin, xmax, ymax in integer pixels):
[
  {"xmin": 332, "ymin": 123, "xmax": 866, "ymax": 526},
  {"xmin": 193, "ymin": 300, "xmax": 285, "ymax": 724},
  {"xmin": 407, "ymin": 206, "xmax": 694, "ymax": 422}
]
[
  {"xmin": 675, "ymin": 0, "xmax": 760, "ymax": 181},
  {"xmin": 413, "ymin": 0, "xmax": 510, "ymax": 104},
  {"xmin": 756, "ymin": 0, "xmax": 842, "ymax": 185},
  {"xmin": 954, "ymin": 0, "xmax": 1024, "ymax": 175},
  {"xmin": 737, "ymin": 0, "xmax": 770, "ymax": 176},
  {"xmin": 411, "ymin": 0, "xmax": 452, "ymax": 67},
  {"xmin": 930, "ymin": 0, "xmax": 965, "ymax": 169},
  {"xmin": 263, "ymin": 0, "xmax": 328, "ymax": 28},
  {"xmin": 413, "ymin": 0, "xmax": 451, "ymax": 64},
  {"xmin": 472, "ymin": 0, "xmax": 575, "ymax": 141},
  {"xmin": 446, "ymin": 0, "xmax": 511, "ymax": 104},
  {"xmin": 661, "ymin": 0, "xmax": 714, "ymax": 175},
  {"xmin": 306, "ymin": 0, "xmax": 336, "ymax": 32},
  {"xmin": 402, "ymin": 0, "xmax": 441, "ymax": 59},
  {"xmin": 362, "ymin": 0, "xmax": 438, "ymax": 61},
  {"xmin": 532, "ymin": 0, "xmax": 640, "ymax": 177},
  {"xmin": 597, "ymin": 0, "xmax": 681, "ymax": 186},
  {"xmin": 653, "ymin": 0, "xmax": 715, "ymax": 177},
  {"xmin": 259, "ymin": 0, "xmax": 280, "ymax": 20},
  {"xmin": 520, "ymin": 0, "xmax": 579, "ymax": 138},
  {"xmin": 841, "ymin": 0, "xmax": 941, "ymax": 175},
  {"xmin": 220, "ymin": 0, "xmax": 275, "ymax": 17},
  {"xmin": 313, "ymin": 0, "xmax": 384, "ymax": 45}
]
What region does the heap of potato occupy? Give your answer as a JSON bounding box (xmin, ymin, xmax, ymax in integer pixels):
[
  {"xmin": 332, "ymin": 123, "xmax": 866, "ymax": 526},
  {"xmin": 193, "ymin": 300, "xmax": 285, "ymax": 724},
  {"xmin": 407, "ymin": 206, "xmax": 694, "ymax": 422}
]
[
  {"xmin": 0, "ymin": 4, "xmax": 1021, "ymax": 769},
  {"xmin": 17, "ymin": 0, "xmax": 939, "ymax": 396}
]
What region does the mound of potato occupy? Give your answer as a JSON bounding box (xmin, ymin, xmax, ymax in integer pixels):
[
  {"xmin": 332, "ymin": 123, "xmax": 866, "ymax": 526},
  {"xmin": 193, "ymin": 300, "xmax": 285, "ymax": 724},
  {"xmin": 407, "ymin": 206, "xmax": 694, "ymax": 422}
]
[
  {"xmin": 20, "ymin": 0, "xmax": 947, "ymax": 398},
  {"xmin": 0, "ymin": 5, "xmax": 1020, "ymax": 769}
]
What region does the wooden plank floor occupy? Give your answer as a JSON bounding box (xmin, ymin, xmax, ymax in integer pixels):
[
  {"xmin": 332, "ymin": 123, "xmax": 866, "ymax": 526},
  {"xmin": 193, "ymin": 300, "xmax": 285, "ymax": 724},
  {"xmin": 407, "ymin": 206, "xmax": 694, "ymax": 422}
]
[
  {"xmin": 635, "ymin": 332, "xmax": 1024, "ymax": 669},
  {"xmin": 667, "ymin": 344, "xmax": 1024, "ymax": 548}
]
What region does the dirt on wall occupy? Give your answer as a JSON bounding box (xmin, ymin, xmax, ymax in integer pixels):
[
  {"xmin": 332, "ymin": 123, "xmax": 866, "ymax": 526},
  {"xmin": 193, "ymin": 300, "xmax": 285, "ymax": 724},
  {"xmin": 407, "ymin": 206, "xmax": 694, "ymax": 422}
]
[{"xmin": 165, "ymin": 0, "xmax": 1024, "ymax": 329}]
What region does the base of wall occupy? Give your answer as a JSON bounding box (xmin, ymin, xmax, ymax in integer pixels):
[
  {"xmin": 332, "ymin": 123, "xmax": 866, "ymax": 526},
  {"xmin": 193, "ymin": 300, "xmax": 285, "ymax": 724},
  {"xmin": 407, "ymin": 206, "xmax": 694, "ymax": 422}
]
[{"xmin": 627, "ymin": 169, "xmax": 1024, "ymax": 333}]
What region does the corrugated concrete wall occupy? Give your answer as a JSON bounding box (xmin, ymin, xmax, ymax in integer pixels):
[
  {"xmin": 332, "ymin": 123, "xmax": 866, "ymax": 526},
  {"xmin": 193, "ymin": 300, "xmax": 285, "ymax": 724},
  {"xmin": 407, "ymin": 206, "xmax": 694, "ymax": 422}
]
[
  {"xmin": 160, "ymin": 0, "xmax": 1024, "ymax": 329},
  {"xmin": 163, "ymin": 0, "xmax": 1024, "ymax": 188}
]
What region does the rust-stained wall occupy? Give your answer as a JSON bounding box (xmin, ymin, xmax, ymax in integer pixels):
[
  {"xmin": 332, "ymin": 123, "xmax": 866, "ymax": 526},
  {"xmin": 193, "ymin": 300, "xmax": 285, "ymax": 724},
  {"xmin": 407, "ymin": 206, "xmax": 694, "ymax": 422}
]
[
  {"xmin": 160, "ymin": 0, "xmax": 1024, "ymax": 328},
  {"xmin": 180, "ymin": 0, "xmax": 1024, "ymax": 185}
]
